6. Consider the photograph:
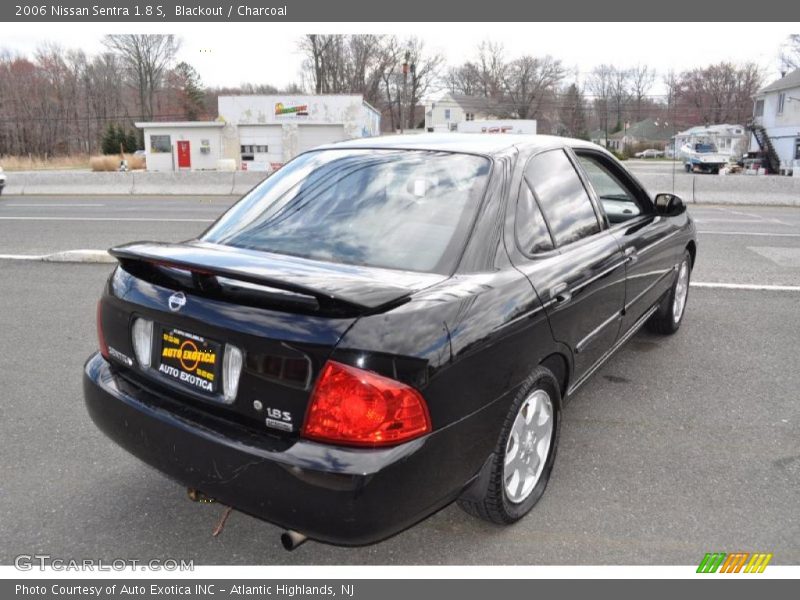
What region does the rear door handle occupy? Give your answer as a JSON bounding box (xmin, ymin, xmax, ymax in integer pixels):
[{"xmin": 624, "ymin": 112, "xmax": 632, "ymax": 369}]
[
  {"xmin": 624, "ymin": 246, "xmax": 638, "ymax": 263},
  {"xmin": 550, "ymin": 282, "xmax": 572, "ymax": 305}
]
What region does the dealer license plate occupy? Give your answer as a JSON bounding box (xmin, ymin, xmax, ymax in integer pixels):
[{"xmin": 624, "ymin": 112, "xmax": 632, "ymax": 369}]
[{"xmin": 156, "ymin": 327, "xmax": 221, "ymax": 394}]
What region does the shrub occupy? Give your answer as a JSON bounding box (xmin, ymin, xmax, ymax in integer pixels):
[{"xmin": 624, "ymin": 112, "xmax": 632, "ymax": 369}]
[{"xmin": 90, "ymin": 154, "xmax": 146, "ymax": 171}]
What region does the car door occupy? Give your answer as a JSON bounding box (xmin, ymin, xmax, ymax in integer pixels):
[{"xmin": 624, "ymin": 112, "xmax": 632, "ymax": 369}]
[
  {"xmin": 573, "ymin": 149, "xmax": 683, "ymax": 334},
  {"xmin": 510, "ymin": 148, "xmax": 627, "ymax": 383}
]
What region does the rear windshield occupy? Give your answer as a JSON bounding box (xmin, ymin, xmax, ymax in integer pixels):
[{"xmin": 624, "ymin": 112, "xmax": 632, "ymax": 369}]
[{"xmin": 203, "ymin": 149, "xmax": 491, "ymax": 274}]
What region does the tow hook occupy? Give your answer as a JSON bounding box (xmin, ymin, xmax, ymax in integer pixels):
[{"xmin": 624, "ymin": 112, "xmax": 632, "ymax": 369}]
[{"xmin": 281, "ymin": 530, "xmax": 308, "ymax": 551}]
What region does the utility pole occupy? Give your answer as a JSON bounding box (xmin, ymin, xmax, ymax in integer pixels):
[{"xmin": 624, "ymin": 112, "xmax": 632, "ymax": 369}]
[{"xmin": 400, "ymin": 51, "xmax": 409, "ymax": 134}]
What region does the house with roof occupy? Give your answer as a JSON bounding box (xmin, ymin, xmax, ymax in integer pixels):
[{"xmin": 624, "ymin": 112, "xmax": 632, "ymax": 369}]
[
  {"xmin": 606, "ymin": 118, "xmax": 672, "ymax": 152},
  {"xmin": 673, "ymin": 124, "xmax": 749, "ymax": 159},
  {"xmin": 425, "ymin": 94, "xmax": 500, "ymax": 132},
  {"xmin": 750, "ymin": 68, "xmax": 800, "ymax": 173},
  {"xmin": 589, "ymin": 129, "xmax": 608, "ymax": 147}
]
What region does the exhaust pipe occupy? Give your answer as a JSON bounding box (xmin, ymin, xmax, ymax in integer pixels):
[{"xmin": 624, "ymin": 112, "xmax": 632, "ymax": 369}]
[
  {"xmin": 187, "ymin": 488, "xmax": 215, "ymax": 503},
  {"xmin": 280, "ymin": 530, "xmax": 308, "ymax": 551}
]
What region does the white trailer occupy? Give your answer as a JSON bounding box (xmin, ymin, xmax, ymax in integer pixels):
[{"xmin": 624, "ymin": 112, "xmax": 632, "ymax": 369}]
[{"xmin": 457, "ymin": 120, "xmax": 537, "ymax": 135}]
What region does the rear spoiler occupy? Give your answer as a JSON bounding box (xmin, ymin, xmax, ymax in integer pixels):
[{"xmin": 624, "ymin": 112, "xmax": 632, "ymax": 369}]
[{"xmin": 109, "ymin": 242, "xmax": 439, "ymax": 315}]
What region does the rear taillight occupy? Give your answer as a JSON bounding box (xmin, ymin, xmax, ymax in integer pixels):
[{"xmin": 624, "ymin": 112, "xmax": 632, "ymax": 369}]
[
  {"xmin": 96, "ymin": 301, "xmax": 109, "ymax": 359},
  {"xmin": 131, "ymin": 318, "xmax": 154, "ymax": 367},
  {"xmin": 302, "ymin": 361, "xmax": 431, "ymax": 447},
  {"xmin": 222, "ymin": 344, "xmax": 243, "ymax": 403}
]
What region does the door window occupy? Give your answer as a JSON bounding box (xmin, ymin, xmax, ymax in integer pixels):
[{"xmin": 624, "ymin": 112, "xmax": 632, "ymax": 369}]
[
  {"xmin": 575, "ymin": 153, "xmax": 645, "ymax": 224},
  {"xmin": 515, "ymin": 182, "xmax": 555, "ymax": 254},
  {"xmin": 524, "ymin": 149, "xmax": 600, "ymax": 247}
]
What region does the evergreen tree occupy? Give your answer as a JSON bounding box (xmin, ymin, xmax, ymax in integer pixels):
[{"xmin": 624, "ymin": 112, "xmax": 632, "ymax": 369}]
[
  {"xmin": 559, "ymin": 83, "xmax": 589, "ymax": 140},
  {"xmin": 124, "ymin": 129, "xmax": 140, "ymax": 153},
  {"xmin": 172, "ymin": 62, "xmax": 206, "ymax": 121},
  {"xmin": 101, "ymin": 123, "xmax": 119, "ymax": 155}
]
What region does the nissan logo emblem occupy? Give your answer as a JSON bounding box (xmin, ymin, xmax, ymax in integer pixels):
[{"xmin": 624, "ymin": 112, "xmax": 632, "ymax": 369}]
[{"xmin": 168, "ymin": 292, "xmax": 187, "ymax": 312}]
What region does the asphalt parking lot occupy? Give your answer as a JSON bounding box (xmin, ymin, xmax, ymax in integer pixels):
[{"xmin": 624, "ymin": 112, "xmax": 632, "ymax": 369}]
[{"xmin": 1, "ymin": 194, "xmax": 798, "ymax": 565}]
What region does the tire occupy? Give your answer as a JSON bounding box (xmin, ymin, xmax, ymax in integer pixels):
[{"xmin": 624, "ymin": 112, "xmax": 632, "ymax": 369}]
[
  {"xmin": 458, "ymin": 366, "xmax": 561, "ymax": 524},
  {"xmin": 684, "ymin": 163, "xmax": 691, "ymax": 173},
  {"xmin": 647, "ymin": 250, "xmax": 691, "ymax": 335}
]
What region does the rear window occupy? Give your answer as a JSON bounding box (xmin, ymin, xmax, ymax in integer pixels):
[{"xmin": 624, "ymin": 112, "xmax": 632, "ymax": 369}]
[{"xmin": 203, "ymin": 149, "xmax": 491, "ymax": 274}]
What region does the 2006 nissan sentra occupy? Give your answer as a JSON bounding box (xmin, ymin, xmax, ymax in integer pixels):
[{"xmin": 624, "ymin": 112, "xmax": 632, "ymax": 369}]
[{"xmin": 84, "ymin": 134, "xmax": 697, "ymax": 549}]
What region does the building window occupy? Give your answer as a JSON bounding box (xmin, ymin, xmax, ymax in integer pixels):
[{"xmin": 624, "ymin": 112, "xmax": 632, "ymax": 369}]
[
  {"xmin": 465, "ymin": 112, "xmax": 474, "ymax": 121},
  {"xmin": 150, "ymin": 135, "xmax": 171, "ymax": 153},
  {"xmin": 795, "ymin": 138, "xmax": 800, "ymax": 160},
  {"xmin": 444, "ymin": 109, "xmax": 451, "ymax": 121},
  {"xmin": 754, "ymin": 99, "xmax": 764, "ymax": 117},
  {"xmin": 777, "ymin": 93, "xmax": 785, "ymax": 115},
  {"xmin": 256, "ymin": 145, "xmax": 268, "ymax": 153}
]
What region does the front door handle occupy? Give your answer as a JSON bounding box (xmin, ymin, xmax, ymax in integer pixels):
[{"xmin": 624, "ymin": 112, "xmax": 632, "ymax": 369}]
[
  {"xmin": 550, "ymin": 282, "xmax": 572, "ymax": 305},
  {"xmin": 624, "ymin": 246, "xmax": 638, "ymax": 263}
]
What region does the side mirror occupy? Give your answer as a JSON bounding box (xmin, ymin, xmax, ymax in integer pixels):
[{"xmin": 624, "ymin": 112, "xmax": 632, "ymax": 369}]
[{"xmin": 654, "ymin": 193, "xmax": 685, "ymax": 216}]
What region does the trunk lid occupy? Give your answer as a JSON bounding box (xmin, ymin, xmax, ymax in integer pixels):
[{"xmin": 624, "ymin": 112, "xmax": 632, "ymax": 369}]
[{"xmin": 100, "ymin": 241, "xmax": 446, "ymax": 438}]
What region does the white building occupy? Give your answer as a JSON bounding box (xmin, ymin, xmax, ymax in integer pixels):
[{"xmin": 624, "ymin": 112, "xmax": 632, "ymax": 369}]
[
  {"xmin": 135, "ymin": 122, "xmax": 226, "ymax": 172},
  {"xmin": 425, "ymin": 94, "xmax": 500, "ymax": 132},
  {"xmin": 673, "ymin": 124, "xmax": 749, "ymax": 159},
  {"xmin": 137, "ymin": 94, "xmax": 381, "ymax": 172},
  {"xmin": 750, "ymin": 69, "xmax": 800, "ymax": 172}
]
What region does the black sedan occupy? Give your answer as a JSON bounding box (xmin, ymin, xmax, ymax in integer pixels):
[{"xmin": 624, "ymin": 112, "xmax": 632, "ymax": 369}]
[{"xmin": 84, "ymin": 134, "xmax": 697, "ymax": 549}]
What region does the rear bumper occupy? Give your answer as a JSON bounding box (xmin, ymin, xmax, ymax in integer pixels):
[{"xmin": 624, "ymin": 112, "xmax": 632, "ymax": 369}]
[{"xmin": 83, "ymin": 353, "xmax": 500, "ymax": 546}]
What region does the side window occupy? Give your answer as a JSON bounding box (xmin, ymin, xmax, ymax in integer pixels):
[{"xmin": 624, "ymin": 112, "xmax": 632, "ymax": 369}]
[
  {"xmin": 525, "ymin": 149, "xmax": 600, "ymax": 247},
  {"xmin": 576, "ymin": 153, "xmax": 645, "ymax": 224},
  {"xmin": 516, "ymin": 182, "xmax": 555, "ymax": 254}
]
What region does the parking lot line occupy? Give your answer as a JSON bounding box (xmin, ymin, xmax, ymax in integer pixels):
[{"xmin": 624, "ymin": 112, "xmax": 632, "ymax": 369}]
[
  {"xmin": 698, "ymin": 231, "xmax": 800, "ymax": 237},
  {"xmin": 722, "ymin": 208, "xmax": 790, "ymax": 226},
  {"xmin": 691, "ymin": 282, "xmax": 800, "ymax": 291},
  {"xmin": 5, "ymin": 203, "xmax": 106, "ymax": 207},
  {"xmin": 0, "ymin": 216, "xmax": 214, "ymax": 222}
]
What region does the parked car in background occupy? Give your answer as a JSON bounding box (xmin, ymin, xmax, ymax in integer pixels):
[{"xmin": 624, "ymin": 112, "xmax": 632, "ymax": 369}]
[
  {"xmin": 84, "ymin": 134, "xmax": 697, "ymax": 549},
  {"xmin": 0, "ymin": 166, "xmax": 6, "ymax": 195},
  {"xmin": 634, "ymin": 148, "xmax": 664, "ymax": 159}
]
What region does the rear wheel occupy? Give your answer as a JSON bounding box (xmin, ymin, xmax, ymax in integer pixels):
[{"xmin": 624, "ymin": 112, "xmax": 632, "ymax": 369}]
[
  {"xmin": 648, "ymin": 250, "xmax": 691, "ymax": 334},
  {"xmin": 458, "ymin": 366, "xmax": 561, "ymax": 524}
]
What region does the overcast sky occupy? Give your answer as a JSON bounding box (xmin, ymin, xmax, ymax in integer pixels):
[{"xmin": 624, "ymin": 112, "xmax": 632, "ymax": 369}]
[{"xmin": 3, "ymin": 22, "xmax": 798, "ymax": 96}]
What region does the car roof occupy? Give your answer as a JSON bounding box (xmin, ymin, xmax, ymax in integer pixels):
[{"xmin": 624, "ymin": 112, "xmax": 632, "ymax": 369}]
[{"xmin": 318, "ymin": 133, "xmax": 601, "ymax": 156}]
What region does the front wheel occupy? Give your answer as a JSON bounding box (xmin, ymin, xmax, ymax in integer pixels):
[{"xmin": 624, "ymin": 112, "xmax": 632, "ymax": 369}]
[
  {"xmin": 648, "ymin": 250, "xmax": 691, "ymax": 334},
  {"xmin": 458, "ymin": 366, "xmax": 561, "ymax": 524}
]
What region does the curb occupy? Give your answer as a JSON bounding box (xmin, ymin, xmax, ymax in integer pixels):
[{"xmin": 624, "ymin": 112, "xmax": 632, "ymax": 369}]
[{"xmin": 0, "ymin": 250, "xmax": 115, "ymax": 263}]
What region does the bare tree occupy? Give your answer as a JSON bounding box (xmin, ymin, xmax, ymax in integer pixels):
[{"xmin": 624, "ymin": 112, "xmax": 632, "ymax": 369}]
[
  {"xmin": 475, "ymin": 41, "xmax": 507, "ymax": 99},
  {"xmin": 403, "ymin": 37, "xmax": 445, "ymax": 129},
  {"xmin": 501, "ymin": 55, "xmax": 566, "ymax": 120},
  {"xmin": 102, "ymin": 34, "xmax": 181, "ymax": 121},
  {"xmin": 630, "ymin": 64, "xmax": 655, "ymax": 121},
  {"xmin": 675, "ymin": 62, "xmax": 763, "ymax": 125},
  {"xmin": 445, "ymin": 63, "xmax": 480, "ymax": 96},
  {"xmin": 780, "ymin": 34, "xmax": 800, "ymax": 72},
  {"xmin": 299, "ymin": 34, "xmax": 394, "ymax": 108},
  {"xmin": 609, "ymin": 66, "xmax": 631, "ymax": 131},
  {"xmin": 588, "ymin": 64, "xmax": 614, "ymax": 144}
]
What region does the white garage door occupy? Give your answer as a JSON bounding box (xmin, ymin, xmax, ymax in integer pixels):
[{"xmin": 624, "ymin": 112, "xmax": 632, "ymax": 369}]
[
  {"xmin": 239, "ymin": 125, "xmax": 283, "ymax": 166},
  {"xmin": 297, "ymin": 125, "xmax": 347, "ymax": 153}
]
